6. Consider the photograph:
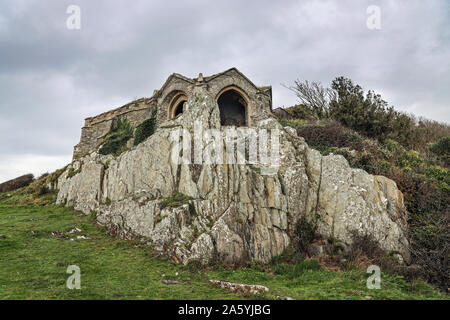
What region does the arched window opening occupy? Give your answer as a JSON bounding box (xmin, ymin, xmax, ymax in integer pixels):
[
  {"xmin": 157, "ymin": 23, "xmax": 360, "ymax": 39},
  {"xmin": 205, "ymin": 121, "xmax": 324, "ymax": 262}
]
[
  {"xmin": 169, "ymin": 93, "xmax": 187, "ymax": 119},
  {"xmin": 174, "ymin": 100, "xmax": 185, "ymax": 117},
  {"xmin": 217, "ymin": 89, "xmax": 247, "ymax": 126}
]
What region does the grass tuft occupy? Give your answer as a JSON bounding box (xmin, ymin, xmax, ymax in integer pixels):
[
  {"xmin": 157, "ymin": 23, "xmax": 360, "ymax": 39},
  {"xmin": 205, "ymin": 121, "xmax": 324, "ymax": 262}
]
[{"xmin": 159, "ymin": 192, "xmax": 193, "ymax": 210}]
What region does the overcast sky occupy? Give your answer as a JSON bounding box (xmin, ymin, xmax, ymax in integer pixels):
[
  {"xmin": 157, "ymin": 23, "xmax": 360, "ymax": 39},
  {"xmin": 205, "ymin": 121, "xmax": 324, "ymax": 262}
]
[{"xmin": 0, "ymin": 0, "xmax": 449, "ymax": 182}]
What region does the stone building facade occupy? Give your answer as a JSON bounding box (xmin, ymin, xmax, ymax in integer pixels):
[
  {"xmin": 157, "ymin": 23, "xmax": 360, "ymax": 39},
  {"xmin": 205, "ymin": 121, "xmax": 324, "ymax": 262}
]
[
  {"xmin": 73, "ymin": 68, "xmax": 273, "ymax": 159},
  {"xmin": 273, "ymin": 107, "xmax": 293, "ymax": 120}
]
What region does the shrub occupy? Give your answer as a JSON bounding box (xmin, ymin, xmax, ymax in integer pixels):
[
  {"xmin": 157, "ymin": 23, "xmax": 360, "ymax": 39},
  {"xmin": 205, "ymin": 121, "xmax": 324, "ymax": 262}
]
[
  {"xmin": 46, "ymin": 166, "xmax": 67, "ymax": 186},
  {"xmin": 38, "ymin": 173, "xmax": 49, "ymax": 179},
  {"xmin": 429, "ymin": 136, "xmax": 450, "ymax": 167},
  {"xmin": 342, "ymin": 232, "xmax": 424, "ymax": 280},
  {"xmin": 279, "ymin": 119, "xmax": 307, "ymax": 130},
  {"xmin": 285, "ymin": 104, "xmax": 317, "ymax": 120},
  {"xmin": 294, "ymin": 216, "xmax": 318, "ymax": 255},
  {"xmin": 285, "ymin": 112, "xmax": 448, "ymax": 290},
  {"xmin": 346, "ymin": 232, "xmax": 393, "ymax": 268},
  {"xmin": 326, "ymin": 77, "xmax": 414, "ymax": 146},
  {"xmin": 67, "ymin": 167, "xmax": 82, "ymax": 179},
  {"xmin": 382, "ymin": 140, "xmax": 425, "ymax": 170},
  {"xmin": 409, "ymin": 211, "xmax": 449, "ymax": 291},
  {"xmin": 425, "ymin": 165, "xmax": 449, "ymax": 191},
  {"xmin": 295, "ymin": 120, "xmax": 369, "ymax": 151},
  {"xmin": 0, "ymin": 174, "xmax": 34, "ymax": 193},
  {"xmin": 37, "ymin": 185, "xmax": 50, "ymax": 196},
  {"xmin": 134, "ymin": 108, "xmax": 157, "ymax": 146},
  {"xmin": 159, "ymin": 192, "xmax": 193, "ymax": 210},
  {"xmin": 99, "ymin": 117, "xmax": 133, "ymax": 156},
  {"xmin": 268, "ymin": 247, "xmax": 298, "ymax": 265},
  {"xmin": 287, "ymin": 77, "xmax": 450, "ymax": 290},
  {"xmin": 289, "ymin": 77, "xmax": 450, "ymax": 151},
  {"xmin": 285, "ymin": 80, "xmax": 333, "ymax": 119},
  {"xmin": 273, "ymin": 260, "xmax": 321, "ymax": 279},
  {"xmin": 415, "ymin": 120, "xmax": 450, "ymax": 152}
]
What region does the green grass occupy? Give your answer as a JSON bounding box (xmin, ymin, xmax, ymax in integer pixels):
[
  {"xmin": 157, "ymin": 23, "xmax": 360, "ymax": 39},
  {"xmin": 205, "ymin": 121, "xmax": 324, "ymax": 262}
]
[
  {"xmin": 159, "ymin": 192, "xmax": 193, "ymax": 210},
  {"xmin": 0, "ymin": 200, "xmax": 236, "ymax": 300},
  {"xmin": 208, "ymin": 266, "xmax": 448, "ymax": 300},
  {"xmin": 0, "ymin": 191, "xmax": 447, "ymax": 300}
]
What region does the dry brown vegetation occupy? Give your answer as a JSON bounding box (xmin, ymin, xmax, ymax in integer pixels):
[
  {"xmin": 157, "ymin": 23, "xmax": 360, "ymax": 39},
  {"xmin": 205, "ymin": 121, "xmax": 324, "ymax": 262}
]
[{"xmin": 0, "ymin": 174, "xmax": 34, "ymax": 193}]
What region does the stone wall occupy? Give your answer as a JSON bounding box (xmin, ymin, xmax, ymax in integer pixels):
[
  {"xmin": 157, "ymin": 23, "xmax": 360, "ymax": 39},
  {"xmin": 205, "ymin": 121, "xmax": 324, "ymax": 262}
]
[
  {"xmin": 153, "ymin": 68, "xmax": 273, "ymax": 128},
  {"xmin": 73, "ymin": 68, "xmax": 274, "ymax": 159},
  {"xmin": 73, "ymin": 98, "xmax": 156, "ymax": 159},
  {"xmin": 273, "ymin": 107, "xmax": 293, "ymax": 120}
]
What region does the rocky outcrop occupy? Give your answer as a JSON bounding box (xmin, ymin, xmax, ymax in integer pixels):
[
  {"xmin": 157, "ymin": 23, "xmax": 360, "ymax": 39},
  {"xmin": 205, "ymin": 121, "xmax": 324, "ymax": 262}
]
[
  {"xmin": 55, "ymin": 115, "xmax": 410, "ymax": 265},
  {"xmin": 56, "ymin": 75, "xmax": 410, "ymax": 265}
]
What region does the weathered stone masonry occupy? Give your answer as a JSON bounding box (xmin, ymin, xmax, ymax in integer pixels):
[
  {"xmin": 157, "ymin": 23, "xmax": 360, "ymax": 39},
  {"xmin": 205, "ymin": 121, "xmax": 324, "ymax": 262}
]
[
  {"xmin": 73, "ymin": 68, "xmax": 273, "ymax": 159},
  {"xmin": 73, "ymin": 98, "xmax": 155, "ymax": 159}
]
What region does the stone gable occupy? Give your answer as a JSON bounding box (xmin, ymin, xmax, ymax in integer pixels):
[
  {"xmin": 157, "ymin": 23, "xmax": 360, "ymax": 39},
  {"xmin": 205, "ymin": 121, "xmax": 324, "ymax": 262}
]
[{"xmin": 73, "ymin": 68, "xmax": 273, "ymax": 159}]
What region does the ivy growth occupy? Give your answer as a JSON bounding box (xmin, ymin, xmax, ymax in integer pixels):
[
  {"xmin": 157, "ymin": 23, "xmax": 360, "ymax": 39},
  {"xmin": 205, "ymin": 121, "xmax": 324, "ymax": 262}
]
[
  {"xmin": 98, "ymin": 117, "xmax": 133, "ymax": 156},
  {"xmin": 134, "ymin": 108, "xmax": 157, "ymax": 146}
]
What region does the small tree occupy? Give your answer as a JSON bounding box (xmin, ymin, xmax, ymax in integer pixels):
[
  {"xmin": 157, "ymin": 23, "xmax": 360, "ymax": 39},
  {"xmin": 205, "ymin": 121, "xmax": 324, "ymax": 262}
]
[{"xmin": 284, "ymin": 80, "xmax": 334, "ymax": 119}]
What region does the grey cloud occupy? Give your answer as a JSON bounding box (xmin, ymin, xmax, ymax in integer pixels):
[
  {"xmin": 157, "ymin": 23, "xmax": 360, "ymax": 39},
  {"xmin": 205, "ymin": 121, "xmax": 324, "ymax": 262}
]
[{"xmin": 0, "ymin": 0, "xmax": 449, "ymax": 182}]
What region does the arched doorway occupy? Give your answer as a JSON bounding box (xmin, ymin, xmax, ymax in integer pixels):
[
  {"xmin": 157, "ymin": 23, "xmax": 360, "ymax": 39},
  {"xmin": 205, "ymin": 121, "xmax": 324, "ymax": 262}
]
[
  {"xmin": 217, "ymin": 87, "xmax": 248, "ymax": 126},
  {"xmin": 168, "ymin": 92, "xmax": 187, "ymax": 119}
]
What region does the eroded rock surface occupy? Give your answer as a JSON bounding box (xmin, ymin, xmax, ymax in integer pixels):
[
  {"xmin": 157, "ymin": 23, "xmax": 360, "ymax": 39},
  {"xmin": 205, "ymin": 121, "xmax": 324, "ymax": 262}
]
[
  {"xmin": 56, "ymin": 114, "xmax": 410, "ymax": 265},
  {"xmin": 56, "ymin": 77, "xmax": 410, "ymax": 265}
]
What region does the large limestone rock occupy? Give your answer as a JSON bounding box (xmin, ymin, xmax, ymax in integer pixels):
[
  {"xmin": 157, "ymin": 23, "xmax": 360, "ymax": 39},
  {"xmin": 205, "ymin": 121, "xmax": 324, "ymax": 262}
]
[{"xmin": 56, "ymin": 93, "xmax": 410, "ymax": 265}]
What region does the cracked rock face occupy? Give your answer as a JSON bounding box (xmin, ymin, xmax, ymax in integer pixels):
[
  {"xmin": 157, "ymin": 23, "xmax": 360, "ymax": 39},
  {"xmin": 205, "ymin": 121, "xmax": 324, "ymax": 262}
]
[{"xmin": 56, "ymin": 96, "xmax": 410, "ymax": 265}]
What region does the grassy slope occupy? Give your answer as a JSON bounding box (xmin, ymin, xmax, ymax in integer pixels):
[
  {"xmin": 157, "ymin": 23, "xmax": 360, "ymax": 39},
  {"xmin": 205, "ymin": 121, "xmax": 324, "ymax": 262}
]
[{"xmin": 0, "ymin": 191, "xmax": 447, "ymax": 300}]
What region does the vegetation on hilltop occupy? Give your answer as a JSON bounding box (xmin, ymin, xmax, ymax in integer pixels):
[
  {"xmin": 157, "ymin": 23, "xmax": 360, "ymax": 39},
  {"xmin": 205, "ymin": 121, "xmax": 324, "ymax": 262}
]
[
  {"xmin": 282, "ymin": 77, "xmax": 449, "ymax": 291},
  {"xmin": 285, "ymin": 77, "xmax": 450, "ymax": 152},
  {"xmin": 0, "ymin": 174, "xmax": 34, "ymax": 193}
]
